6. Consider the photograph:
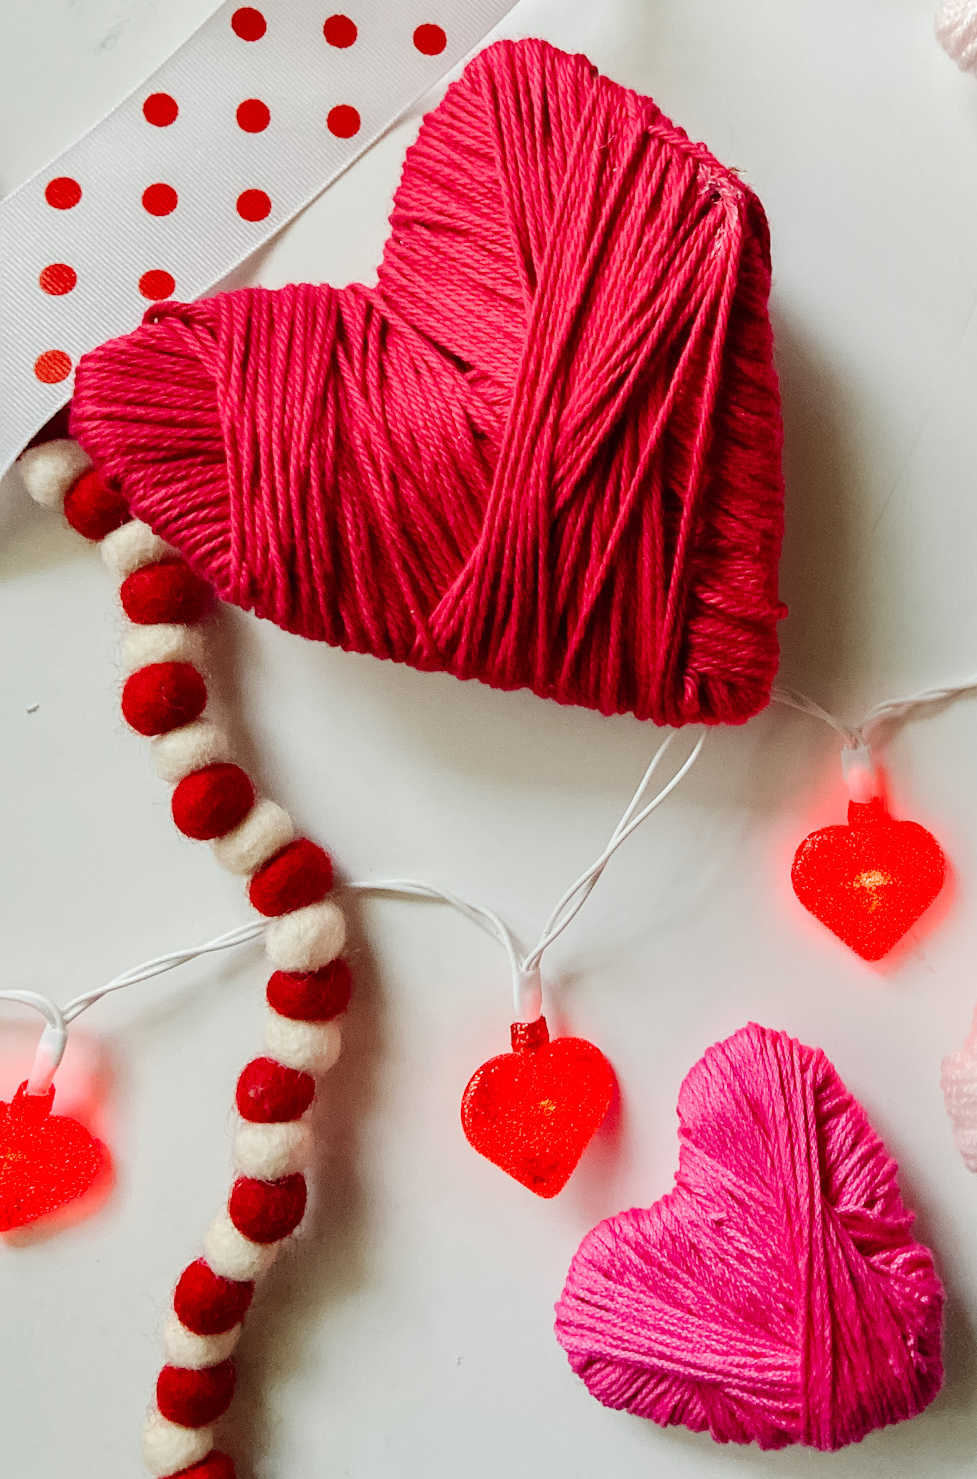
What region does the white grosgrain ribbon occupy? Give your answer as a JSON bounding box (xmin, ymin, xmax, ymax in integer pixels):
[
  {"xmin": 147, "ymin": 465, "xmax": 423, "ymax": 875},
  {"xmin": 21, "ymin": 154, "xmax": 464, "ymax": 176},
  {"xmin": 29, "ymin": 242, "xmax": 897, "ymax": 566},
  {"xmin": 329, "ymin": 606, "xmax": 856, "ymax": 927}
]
[{"xmin": 0, "ymin": 0, "xmax": 519, "ymax": 476}]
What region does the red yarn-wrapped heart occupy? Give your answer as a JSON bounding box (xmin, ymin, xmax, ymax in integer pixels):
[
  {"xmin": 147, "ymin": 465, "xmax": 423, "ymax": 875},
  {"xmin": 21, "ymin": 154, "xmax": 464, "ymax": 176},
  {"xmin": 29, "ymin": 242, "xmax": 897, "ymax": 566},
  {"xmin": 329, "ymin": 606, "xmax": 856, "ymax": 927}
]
[
  {"xmin": 0, "ymin": 1082, "xmax": 110, "ymax": 1232},
  {"xmin": 791, "ymin": 798, "xmax": 946, "ymax": 960},
  {"xmin": 461, "ymin": 1016, "xmax": 615, "ymax": 1198},
  {"xmin": 555, "ymin": 1024, "xmax": 943, "ymax": 1450},
  {"xmin": 71, "ymin": 39, "xmax": 785, "ymax": 726}
]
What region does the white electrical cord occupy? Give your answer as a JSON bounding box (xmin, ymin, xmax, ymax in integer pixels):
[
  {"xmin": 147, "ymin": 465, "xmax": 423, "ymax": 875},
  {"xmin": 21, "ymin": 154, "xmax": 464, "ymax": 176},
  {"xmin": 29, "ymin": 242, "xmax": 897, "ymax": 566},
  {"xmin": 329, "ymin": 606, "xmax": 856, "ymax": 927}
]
[
  {"xmin": 1, "ymin": 729, "xmax": 705, "ymax": 1092},
  {"xmin": 347, "ymin": 730, "xmax": 705, "ymax": 1017},
  {"xmin": 0, "ymin": 921, "xmax": 267, "ymax": 1095},
  {"xmin": 772, "ymin": 674, "xmax": 977, "ymax": 802},
  {"xmin": 8, "ymin": 669, "xmax": 973, "ymax": 1093},
  {"xmin": 773, "ymin": 674, "xmax": 977, "ymax": 749}
]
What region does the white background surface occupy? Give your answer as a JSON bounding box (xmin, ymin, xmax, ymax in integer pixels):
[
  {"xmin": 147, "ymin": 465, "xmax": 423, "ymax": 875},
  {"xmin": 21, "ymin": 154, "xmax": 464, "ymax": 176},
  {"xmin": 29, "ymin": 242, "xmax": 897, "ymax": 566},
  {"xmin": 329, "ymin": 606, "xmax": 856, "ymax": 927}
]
[{"xmin": 3, "ymin": 2, "xmax": 977, "ymax": 1476}]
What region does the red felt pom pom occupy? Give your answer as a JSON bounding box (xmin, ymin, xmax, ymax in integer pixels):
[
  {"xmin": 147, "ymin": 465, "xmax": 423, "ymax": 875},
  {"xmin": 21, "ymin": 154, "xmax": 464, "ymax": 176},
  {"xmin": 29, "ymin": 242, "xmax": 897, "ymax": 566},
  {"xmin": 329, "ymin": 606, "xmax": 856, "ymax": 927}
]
[
  {"xmin": 120, "ymin": 560, "xmax": 211, "ymax": 624},
  {"xmin": 247, "ymin": 839, "xmax": 334, "ymax": 916},
  {"xmin": 173, "ymin": 1259, "xmax": 254, "ymax": 1335},
  {"xmin": 228, "ymin": 1174, "xmax": 307, "ymax": 1242},
  {"xmin": 171, "ymin": 764, "xmax": 255, "ymax": 840},
  {"xmin": 172, "ymin": 1454, "xmax": 235, "ymax": 1479},
  {"xmin": 121, "ymin": 662, "xmax": 207, "ymax": 735},
  {"xmin": 156, "ymin": 1361, "xmax": 236, "ymax": 1427},
  {"xmin": 63, "ymin": 469, "xmax": 130, "ymax": 540},
  {"xmin": 236, "ymin": 1058, "xmax": 315, "ymax": 1123},
  {"xmin": 266, "ymin": 960, "xmax": 352, "ymax": 1022}
]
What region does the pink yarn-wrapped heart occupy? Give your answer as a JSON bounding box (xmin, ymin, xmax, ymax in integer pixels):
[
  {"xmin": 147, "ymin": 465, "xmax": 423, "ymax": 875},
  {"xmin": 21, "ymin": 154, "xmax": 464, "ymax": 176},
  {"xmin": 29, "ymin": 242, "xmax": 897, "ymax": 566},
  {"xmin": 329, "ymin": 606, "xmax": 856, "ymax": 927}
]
[{"xmin": 555, "ymin": 1024, "xmax": 943, "ymax": 1450}]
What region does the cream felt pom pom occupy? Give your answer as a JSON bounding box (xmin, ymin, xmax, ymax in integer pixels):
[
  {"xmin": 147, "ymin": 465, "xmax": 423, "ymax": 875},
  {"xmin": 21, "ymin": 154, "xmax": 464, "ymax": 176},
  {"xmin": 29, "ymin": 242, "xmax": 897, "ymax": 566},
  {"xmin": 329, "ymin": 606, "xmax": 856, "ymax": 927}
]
[
  {"xmin": 101, "ymin": 519, "xmax": 175, "ymax": 576},
  {"xmin": 121, "ymin": 623, "xmax": 206, "ymax": 673},
  {"xmin": 18, "ymin": 439, "xmax": 91, "ymax": 508},
  {"xmin": 151, "ymin": 719, "xmax": 235, "ymax": 783},
  {"xmin": 936, "ymin": 0, "xmax": 977, "ymax": 72},
  {"xmin": 212, "ymin": 799, "xmax": 296, "ymax": 875},
  {"xmin": 142, "ymin": 1410, "xmax": 214, "ymax": 1475},
  {"xmin": 162, "ymin": 1312, "xmax": 241, "ymax": 1370},
  {"xmin": 265, "ymin": 1012, "xmax": 343, "ymax": 1076},
  {"xmin": 265, "ymin": 900, "xmax": 347, "ymax": 971},
  {"xmin": 204, "ymin": 1210, "xmax": 279, "ymax": 1281},
  {"xmin": 234, "ymin": 1118, "xmax": 313, "ymax": 1179}
]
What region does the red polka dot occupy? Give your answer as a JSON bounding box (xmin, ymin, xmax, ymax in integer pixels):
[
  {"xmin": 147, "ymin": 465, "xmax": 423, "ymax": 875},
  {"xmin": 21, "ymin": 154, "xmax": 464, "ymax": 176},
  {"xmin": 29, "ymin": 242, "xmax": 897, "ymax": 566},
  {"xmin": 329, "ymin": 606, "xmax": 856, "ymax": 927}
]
[
  {"xmin": 34, "ymin": 350, "xmax": 72, "ymax": 384},
  {"xmin": 142, "ymin": 183, "xmax": 178, "ymax": 216},
  {"xmin": 236, "ymin": 188, "xmax": 271, "ymax": 221},
  {"xmin": 139, "ymin": 269, "xmax": 176, "ymax": 301},
  {"xmin": 44, "ymin": 177, "xmax": 81, "ymax": 210},
  {"xmin": 236, "ymin": 98, "xmax": 270, "ymax": 132},
  {"xmin": 413, "ymin": 23, "xmax": 447, "ymax": 55},
  {"xmin": 39, "ymin": 263, "xmax": 77, "ymax": 296},
  {"xmin": 231, "ymin": 6, "xmax": 266, "ymax": 40},
  {"xmin": 327, "ymin": 104, "xmax": 361, "ymax": 138},
  {"xmin": 143, "ymin": 92, "xmax": 178, "ymax": 127},
  {"xmin": 323, "ymin": 14, "xmax": 357, "ymax": 46}
]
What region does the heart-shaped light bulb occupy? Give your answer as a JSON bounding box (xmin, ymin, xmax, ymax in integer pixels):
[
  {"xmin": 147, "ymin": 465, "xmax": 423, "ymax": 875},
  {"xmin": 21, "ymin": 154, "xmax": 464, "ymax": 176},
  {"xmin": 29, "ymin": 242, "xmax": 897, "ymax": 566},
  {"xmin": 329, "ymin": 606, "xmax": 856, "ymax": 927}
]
[
  {"xmin": 791, "ymin": 797, "xmax": 946, "ymax": 960},
  {"xmin": 0, "ymin": 1081, "xmax": 110, "ymax": 1233},
  {"xmin": 460, "ymin": 1016, "xmax": 615, "ymax": 1198}
]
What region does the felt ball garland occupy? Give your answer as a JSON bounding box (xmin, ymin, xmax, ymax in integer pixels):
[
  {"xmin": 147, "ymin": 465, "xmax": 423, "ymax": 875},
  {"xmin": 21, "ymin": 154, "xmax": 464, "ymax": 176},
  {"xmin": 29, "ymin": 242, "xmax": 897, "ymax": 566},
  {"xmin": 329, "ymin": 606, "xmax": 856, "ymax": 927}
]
[{"xmin": 20, "ymin": 443, "xmax": 353, "ymax": 1479}]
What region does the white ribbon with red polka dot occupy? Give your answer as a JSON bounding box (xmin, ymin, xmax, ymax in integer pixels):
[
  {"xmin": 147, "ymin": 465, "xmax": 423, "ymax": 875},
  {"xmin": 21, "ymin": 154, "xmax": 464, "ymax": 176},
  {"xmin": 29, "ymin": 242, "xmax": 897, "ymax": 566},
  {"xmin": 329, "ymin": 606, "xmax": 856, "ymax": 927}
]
[{"xmin": 0, "ymin": 1, "xmax": 519, "ymax": 477}]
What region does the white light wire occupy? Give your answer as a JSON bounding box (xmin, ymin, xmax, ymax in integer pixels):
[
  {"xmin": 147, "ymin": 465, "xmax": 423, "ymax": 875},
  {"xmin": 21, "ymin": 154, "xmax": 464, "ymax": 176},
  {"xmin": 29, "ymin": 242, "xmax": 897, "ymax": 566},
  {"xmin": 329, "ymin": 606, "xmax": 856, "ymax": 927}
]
[
  {"xmin": 347, "ymin": 729, "xmax": 705, "ymax": 1016},
  {"xmin": 772, "ymin": 673, "xmax": 977, "ymax": 749},
  {"xmin": 0, "ymin": 920, "xmax": 267, "ymax": 1095},
  {"xmin": 0, "ymin": 729, "xmax": 705, "ymax": 1090}
]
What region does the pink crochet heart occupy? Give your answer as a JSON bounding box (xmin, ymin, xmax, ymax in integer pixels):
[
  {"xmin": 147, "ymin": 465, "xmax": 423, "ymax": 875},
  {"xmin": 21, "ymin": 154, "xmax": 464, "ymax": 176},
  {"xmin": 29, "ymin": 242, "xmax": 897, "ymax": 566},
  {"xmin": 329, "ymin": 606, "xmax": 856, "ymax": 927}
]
[{"xmin": 555, "ymin": 1024, "xmax": 943, "ymax": 1450}]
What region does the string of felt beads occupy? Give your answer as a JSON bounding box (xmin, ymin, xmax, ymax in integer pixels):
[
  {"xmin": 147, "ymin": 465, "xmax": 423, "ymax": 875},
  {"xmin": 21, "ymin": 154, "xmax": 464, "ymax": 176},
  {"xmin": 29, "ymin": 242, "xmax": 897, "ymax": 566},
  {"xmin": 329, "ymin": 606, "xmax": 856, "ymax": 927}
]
[{"xmin": 19, "ymin": 437, "xmax": 350, "ymax": 1479}]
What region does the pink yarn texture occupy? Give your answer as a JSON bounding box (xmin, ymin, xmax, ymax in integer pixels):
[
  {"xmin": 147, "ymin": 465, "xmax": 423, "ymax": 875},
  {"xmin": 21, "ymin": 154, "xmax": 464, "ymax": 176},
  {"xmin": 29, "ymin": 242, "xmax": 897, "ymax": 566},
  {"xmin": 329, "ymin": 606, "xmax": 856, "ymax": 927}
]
[
  {"xmin": 71, "ymin": 38, "xmax": 785, "ymax": 727},
  {"xmin": 555, "ymin": 1024, "xmax": 943, "ymax": 1450}
]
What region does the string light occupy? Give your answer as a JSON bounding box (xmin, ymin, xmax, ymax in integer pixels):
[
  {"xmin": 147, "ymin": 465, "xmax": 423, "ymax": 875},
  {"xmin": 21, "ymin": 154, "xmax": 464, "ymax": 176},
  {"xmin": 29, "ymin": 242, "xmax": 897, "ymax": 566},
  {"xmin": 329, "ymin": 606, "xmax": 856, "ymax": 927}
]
[
  {"xmin": 1, "ymin": 731, "xmax": 705, "ymax": 1216},
  {"xmin": 771, "ymin": 679, "xmax": 971, "ymax": 958}
]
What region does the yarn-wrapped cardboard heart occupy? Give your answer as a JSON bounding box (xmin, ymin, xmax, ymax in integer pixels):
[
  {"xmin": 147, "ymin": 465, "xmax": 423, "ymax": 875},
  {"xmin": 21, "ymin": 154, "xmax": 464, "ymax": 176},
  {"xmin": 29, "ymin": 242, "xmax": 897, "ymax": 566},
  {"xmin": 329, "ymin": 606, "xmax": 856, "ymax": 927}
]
[
  {"xmin": 71, "ymin": 38, "xmax": 785, "ymax": 727},
  {"xmin": 555, "ymin": 1024, "xmax": 943, "ymax": 1450}
]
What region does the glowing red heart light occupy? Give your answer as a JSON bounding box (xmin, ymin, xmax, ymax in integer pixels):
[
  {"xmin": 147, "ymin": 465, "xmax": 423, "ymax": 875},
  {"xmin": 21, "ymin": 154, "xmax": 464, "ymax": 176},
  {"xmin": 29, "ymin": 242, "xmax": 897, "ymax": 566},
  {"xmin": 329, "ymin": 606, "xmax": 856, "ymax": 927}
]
[
  {"xmin": 0, "ymin": 1081, "xmax": 110, "ymax": 1232},
  {"xmin": 791, "ymin": 797, "xmax": 946, "ymax": 961},
  {"xmin": 461, "ymin": 1017, "xmax": 615, "ymax": 1198}
]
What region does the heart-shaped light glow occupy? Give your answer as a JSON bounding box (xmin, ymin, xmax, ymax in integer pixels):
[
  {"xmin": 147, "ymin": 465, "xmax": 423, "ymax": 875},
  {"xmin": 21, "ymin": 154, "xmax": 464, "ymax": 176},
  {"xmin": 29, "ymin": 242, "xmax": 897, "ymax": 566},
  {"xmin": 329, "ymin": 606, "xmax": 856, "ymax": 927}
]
[
  {"xmin": 461, "ymin": 1017, "xmax": 615, "ymax": 1198},
  {"xmin": 0, "ymin": 1081, "xmax": 110, "ymax": 1233},
  {"xmin": 791, "ymin": 797, "xmax": 945, "ymax": 960}
]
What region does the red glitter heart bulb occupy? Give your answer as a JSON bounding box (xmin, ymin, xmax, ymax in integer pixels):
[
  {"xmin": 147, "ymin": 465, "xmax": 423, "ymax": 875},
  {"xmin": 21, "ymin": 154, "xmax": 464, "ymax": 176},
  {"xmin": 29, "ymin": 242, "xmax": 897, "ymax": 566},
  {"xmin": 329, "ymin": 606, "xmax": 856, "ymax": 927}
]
[
  {"xmin": 0, "ymin": 1082, "xmax": 110, "ymax": 1232},
  {"xmin": 791, "ymin": 797, "xmax": 946, "ymax": 961},
  {"xmin": 461, "ymin": 1017, "xmax": 615, "ymax": 1198}
]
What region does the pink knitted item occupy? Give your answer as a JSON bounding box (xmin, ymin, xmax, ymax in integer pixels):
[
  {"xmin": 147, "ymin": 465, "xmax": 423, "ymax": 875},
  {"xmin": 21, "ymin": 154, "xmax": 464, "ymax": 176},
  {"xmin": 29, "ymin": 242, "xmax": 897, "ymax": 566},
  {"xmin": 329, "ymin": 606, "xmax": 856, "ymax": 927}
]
[
  {"xmin": 70, "ymin": 38, "xmax": 785, "ymax": 727},
  {"xmin": 555, "ymin": 1024, "xmax": 943, "ymax": 1450}
]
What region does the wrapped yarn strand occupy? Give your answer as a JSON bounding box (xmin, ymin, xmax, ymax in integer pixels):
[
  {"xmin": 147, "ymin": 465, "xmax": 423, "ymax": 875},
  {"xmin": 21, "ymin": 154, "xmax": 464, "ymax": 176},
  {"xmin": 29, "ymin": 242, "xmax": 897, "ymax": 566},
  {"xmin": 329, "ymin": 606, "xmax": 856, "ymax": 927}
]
[
  {"xmin": 942, "ymin": 1008, "xmax": 977, "ymax": 1169},
  {"xmin": 936, "ymin": 1, "xmax": 977, "ymax": 72}
]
